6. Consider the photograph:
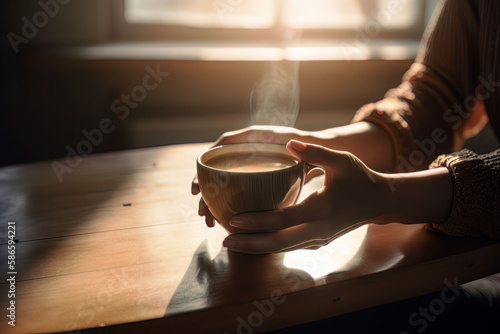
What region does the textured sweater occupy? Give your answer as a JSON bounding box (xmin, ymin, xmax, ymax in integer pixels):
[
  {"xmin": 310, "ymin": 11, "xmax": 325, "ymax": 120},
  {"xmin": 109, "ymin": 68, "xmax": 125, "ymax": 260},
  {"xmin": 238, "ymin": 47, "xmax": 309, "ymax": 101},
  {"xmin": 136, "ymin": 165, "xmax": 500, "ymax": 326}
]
[{"xmin": 352, "ymin": 0, "xmax": 500, "ymax": 238}]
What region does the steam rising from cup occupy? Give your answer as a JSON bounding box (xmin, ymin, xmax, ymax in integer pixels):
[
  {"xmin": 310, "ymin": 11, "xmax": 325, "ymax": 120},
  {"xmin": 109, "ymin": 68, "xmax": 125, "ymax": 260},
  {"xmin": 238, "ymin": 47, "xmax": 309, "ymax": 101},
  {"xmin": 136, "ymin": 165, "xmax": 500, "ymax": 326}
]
[{"xmin": 249, "ymin": 61, "xmax": 300, "ymax": 127}]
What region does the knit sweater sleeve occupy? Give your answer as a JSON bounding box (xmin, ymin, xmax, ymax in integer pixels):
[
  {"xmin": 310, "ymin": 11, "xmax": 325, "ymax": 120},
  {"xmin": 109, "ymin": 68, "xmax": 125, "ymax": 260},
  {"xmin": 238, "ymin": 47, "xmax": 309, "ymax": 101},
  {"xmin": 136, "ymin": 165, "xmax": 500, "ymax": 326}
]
[
  {"xmin": 352, "ymin": 0, "xmax": 486, "ymax": 172},
  {"xmin": 426, "ymin": 149, "xmax": 500, "ymax": 239},
  {"xmin": 351, "ymin": 0, "xmax": 500, "ymax": 239}
]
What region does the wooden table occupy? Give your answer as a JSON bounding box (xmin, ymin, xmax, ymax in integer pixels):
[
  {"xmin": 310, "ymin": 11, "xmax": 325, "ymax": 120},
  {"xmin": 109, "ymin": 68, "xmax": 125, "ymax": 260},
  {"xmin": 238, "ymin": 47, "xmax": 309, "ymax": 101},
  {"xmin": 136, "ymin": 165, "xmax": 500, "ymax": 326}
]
[{"xmin": 1, "ymin": 143, "xmax": 499, "ymax": 334}]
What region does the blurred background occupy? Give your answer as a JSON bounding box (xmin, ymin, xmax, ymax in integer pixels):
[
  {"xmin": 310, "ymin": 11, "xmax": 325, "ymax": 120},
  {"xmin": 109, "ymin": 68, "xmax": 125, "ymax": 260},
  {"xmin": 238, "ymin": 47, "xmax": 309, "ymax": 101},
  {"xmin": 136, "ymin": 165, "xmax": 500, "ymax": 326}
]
[{"xmin": 2, "ymin": 0, "xmax": 497, "ymax": 167}]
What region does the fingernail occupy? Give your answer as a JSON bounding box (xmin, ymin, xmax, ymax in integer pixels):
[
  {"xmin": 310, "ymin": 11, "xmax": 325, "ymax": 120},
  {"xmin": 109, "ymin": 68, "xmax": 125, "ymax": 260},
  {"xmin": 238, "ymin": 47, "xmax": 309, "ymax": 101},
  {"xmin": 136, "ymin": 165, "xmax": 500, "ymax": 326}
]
[
  {"xmin": 223, "ymin": 238, "xmax": 236, "ymax": 248},
  {"xmin": 230, "ymin": 217, "xmax": 249, "ymax": 228},
  {"xmin": 289, "ymin": 140, "xmax": 307, "ymax": 152}
]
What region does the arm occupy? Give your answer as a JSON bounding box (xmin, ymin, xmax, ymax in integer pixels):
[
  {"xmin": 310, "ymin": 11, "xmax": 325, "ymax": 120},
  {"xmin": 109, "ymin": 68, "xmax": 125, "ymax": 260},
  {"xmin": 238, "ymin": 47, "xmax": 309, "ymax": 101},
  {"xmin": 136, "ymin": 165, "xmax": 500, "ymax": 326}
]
[
  {"xmin": 351, "ymin": 0, "xmax": 499, "ymax": 239},
  {"xmin": 353, "ymin": 0, "xmax": 489, "ymax": 171},
  {"xmin": 309, "ymin": 122, "xmax": 395, "ymax": 172},
  {"xmin": 203, "ymin": 121, "xmax": 396, "ymax": 172},
  {"xmin": 198, "ymin": 0, "xmax": 488, "ymax": 177},
  {"xmin": 193, "ymin": 122, "xmax": 396, "ymax": 228},
  {"xmin": 223, "ymin": 142, "xmax": 500, "ymax": 254},
  {"xmin": 384, "ymin": 167, "xmax": 453, "ymax": 225},
  {"xmin": 195, "ymin": 0, "xmax": 500, "ymax": 242},
  {"xmin": 425, "ymin": 149, "xmax": 500, "ymax": 239},
  {"xmin": 223, "ymin": 141, "xmax": 454, "ymax": 254}
]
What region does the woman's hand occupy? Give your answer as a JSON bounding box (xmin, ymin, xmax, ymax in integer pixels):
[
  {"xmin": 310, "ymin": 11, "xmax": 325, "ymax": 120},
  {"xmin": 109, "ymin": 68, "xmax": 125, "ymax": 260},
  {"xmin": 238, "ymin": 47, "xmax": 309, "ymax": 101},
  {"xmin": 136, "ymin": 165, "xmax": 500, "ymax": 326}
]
[
  {"xmin": 208, "ymin": 125, "xmax": 308, "ymax": 147},
  {"xmin": 192, "ymin": 121, "xmax": 397, "ymax": 203},
  {"xmin": 221, "ymin": 140, "xmax": 391, "ymax": 254},
  {"xmin": 221, "ymin": 139, "xmax": 454, "ymax": 254},
  {"xmin": 191, "ymin": 123, "xmax": 451, "ymax": 239},
  {"xmin": 191, "ymin": 126, "xmax": 313, "ymax": 227}
]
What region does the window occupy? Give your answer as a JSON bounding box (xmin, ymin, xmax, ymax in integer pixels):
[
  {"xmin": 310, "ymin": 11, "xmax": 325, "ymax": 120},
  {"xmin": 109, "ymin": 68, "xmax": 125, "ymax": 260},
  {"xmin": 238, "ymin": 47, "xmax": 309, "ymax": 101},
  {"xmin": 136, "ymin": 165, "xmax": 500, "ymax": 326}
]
[
  {"xmin": 125, "ymin": 0, "xmax": 276, "ymax": 29},
  {"xmin": 115, "ymin": 0, "xmax": 438, "ymax": 41},
  {"xmin": 107, "ymin": 0, "xmax": 440, "ymax": 61}
]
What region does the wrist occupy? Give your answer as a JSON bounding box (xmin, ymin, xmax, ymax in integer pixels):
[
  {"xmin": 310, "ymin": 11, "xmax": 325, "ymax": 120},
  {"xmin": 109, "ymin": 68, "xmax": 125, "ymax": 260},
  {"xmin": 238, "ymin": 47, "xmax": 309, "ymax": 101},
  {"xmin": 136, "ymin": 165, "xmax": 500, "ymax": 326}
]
[{"xmin": 381, "ymin": 167, "xmax": 453, "ymax": 224}]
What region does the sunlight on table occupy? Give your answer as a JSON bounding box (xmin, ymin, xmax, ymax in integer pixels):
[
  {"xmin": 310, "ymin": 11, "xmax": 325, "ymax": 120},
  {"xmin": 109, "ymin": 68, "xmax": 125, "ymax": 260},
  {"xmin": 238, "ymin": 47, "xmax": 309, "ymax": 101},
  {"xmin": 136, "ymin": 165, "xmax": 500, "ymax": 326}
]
[
  {"xmin": 283, "ymin": 225, "xmax": 368, "ymax": 279},
  {"xmin": 283, "ymin": 175, "xmax": 368, "ymax": 279}
]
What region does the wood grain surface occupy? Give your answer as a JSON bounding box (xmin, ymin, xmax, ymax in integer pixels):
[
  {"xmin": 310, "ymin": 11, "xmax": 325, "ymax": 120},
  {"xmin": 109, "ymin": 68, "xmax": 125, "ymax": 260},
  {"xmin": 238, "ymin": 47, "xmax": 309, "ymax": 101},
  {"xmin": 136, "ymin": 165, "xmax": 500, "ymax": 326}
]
[{"xmin": 0, "ymin": 143, "xmax": 499, "ymax": 334}]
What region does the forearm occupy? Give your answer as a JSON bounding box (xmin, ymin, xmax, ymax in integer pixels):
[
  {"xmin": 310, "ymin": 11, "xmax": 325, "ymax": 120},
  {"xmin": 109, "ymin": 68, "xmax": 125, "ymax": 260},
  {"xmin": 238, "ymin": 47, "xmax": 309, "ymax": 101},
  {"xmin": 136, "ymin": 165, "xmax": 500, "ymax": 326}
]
[
  {"xmin": 378, "ymin": 167, "xmax": 454, "ymax": 224},
  {"xmin": 216, "ymin": 122, "xmax": 396, "ymax": 172},
  {"xmin": 303, "ymin": 121, "xmax": 395, "ymax": 172}
]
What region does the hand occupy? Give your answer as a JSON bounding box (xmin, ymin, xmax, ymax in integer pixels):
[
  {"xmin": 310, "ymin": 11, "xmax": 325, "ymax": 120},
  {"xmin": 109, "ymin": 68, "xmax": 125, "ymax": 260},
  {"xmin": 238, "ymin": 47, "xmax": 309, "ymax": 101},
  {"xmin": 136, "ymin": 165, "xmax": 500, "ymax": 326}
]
[
  {"xmin": 191, "ymin": 122, "xmax": 414, "ymax": 230},
  {"xmin": 221, "ymin": 140, "xmax": 390, "ymax": 254},
  {"xmin": 192, "ymin": 126, "xmax": 311, "ymax": 227}
]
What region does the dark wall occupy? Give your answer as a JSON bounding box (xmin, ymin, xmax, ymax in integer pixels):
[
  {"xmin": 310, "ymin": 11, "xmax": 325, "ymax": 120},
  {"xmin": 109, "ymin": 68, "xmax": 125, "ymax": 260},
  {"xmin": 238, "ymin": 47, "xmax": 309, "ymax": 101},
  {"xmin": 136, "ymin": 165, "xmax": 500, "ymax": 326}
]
[
  {"xmin": 1, "ymin": 2, "xmax": 21, "ymax": 166},
  {"xmin": 1, "ymin": 49, "xmax": 414, "ymax": 167}
]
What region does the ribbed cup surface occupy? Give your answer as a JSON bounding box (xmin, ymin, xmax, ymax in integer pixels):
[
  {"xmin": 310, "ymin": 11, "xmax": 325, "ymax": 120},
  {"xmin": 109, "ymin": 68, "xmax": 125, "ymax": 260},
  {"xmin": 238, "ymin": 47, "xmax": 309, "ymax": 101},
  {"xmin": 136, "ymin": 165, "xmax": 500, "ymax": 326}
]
[{"xmin": 197, "ymin": 143, "xmax": 305, "ymax": 234}]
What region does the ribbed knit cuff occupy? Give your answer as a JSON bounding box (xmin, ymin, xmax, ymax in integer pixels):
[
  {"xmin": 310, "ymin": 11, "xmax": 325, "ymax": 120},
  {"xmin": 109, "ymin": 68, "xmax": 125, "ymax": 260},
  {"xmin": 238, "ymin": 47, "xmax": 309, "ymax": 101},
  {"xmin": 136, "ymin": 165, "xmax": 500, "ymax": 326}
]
[{"xmin": 427, "ymin": 149, "xmax": 500, "ymax": 239}]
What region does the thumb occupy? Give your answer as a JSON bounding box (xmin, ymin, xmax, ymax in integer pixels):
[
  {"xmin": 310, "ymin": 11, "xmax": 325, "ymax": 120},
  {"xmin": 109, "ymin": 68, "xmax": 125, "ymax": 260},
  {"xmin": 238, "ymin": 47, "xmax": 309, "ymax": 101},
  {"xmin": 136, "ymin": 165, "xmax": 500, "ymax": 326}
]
[{"xmin": 286, "ymin": 140, "xmax": 349, "ymax": 174}]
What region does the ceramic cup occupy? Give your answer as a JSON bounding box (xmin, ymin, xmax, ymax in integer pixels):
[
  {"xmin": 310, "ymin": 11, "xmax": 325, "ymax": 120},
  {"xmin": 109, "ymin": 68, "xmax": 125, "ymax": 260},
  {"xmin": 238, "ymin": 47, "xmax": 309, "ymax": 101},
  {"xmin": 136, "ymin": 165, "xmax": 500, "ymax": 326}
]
[{"xmin": 197, "ymin": 143, "xmax": 309, "ymax": 234}]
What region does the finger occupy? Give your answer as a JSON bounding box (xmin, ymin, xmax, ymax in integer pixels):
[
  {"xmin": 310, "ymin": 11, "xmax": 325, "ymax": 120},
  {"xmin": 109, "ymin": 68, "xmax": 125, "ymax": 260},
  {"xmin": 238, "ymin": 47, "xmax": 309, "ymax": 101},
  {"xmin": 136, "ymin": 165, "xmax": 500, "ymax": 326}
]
[
  {"xmin": 198, "ymin": 199, "xmax": 216, "ymax": 227},
  {"xmin": 223, "ymin": 223, "xmax": 329, "ymax": 254},
  {"xmin": 224, "ymin": 218, "xmax": 360, "ymax": 254},
  {"xmin": 213, "ymin": 129, "xmax": 244, "ymax": 145},
  {"xmin": 216, "ymin": 126, "xmax": 296, "ymax": 146},
  {"xmin": 205, "ymin": 213, "xmax": 215, "ymax": 228},
  {"xmin": 286, "ymin": 140, "xmax": 352, "ymax": 176},
  {"xmin": 199, "ymin": 200, "xmax": 213, "ymax": 225},
  {"xmin": 229, "ymin": 190, "xmax": 327, "ymax": 232},
  {"xmin": 214, "ymin": 128, "xmax": 258, "ymax": 146},
  {"xmin": 198, "ymin": 198, "xmax": 208, "ymax": 216},
  {"xmin": 222, "ymin": 225, "xmax": 302, "ymax": 254},
  {"xmin": 229, "ymin": 209, "xmax": 291, "ymax": 231},
  {"xmin": 191, "ymin": 176, "xmax": 200, "ymax": 195},
  {"xmin": 303, "ymin": 245, "xmax": 321, "ymax": 250}
]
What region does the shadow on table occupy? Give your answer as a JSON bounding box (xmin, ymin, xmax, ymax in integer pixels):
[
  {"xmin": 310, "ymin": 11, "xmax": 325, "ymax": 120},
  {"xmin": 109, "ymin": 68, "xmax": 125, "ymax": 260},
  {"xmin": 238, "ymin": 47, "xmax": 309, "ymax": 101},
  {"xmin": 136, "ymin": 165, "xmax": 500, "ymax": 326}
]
[{"xmin": 165, "ymin": 240, "xmax": 315, "ymax": 316}]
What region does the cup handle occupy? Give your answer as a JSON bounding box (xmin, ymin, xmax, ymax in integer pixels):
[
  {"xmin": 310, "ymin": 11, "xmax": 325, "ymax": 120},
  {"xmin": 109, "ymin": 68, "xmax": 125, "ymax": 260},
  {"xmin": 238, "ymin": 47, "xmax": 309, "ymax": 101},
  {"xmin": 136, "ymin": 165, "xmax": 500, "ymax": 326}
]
[{"xmin": 304, "ymin": 163, "xmax": 324, "ymax": 183}]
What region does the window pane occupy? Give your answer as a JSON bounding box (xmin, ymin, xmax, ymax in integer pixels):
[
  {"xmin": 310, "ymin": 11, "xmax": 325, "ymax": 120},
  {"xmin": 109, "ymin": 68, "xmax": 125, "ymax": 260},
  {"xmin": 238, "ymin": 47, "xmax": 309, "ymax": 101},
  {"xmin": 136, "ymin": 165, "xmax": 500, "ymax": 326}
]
[
  {"xmin": 283, "ymin": 0, "xmax": 421, "ymax": 29},
  {"xmin": 377, "ymin": 0, "xmax": 421, "ymax": 29},
  {"xmin": 125, "ymin": 0, "xmax": 276, "ymax": 28}
]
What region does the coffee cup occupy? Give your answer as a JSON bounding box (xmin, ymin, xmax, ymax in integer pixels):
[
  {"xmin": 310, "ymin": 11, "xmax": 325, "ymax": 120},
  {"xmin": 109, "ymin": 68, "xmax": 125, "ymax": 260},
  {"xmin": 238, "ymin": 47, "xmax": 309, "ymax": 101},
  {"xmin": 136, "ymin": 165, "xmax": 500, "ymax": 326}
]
[{"xmin": 196, "ymin": 143, "xmax": 311, "ymax": 234}]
